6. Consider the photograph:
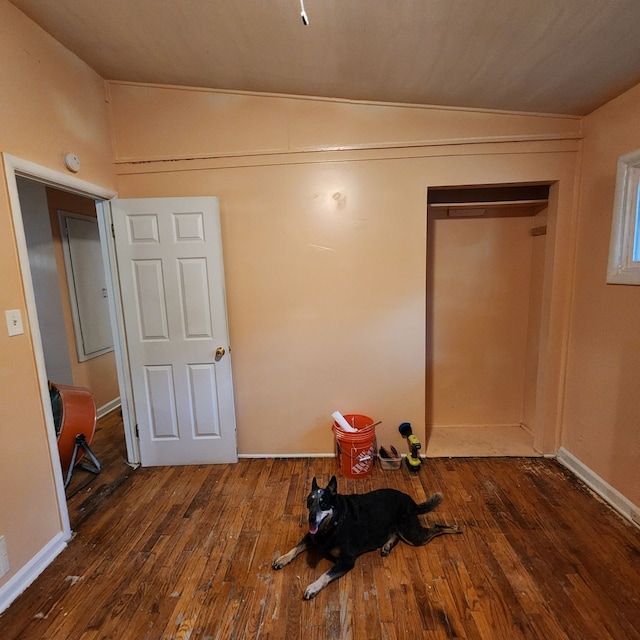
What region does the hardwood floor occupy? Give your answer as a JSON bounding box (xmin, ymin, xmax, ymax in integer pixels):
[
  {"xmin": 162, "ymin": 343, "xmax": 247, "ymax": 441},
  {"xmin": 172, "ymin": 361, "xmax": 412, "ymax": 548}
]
[
  {"xmin": 64, "ymin": 408, "xmax": 134, "ymax": 522},
  {"xmin": 1, "ymin": 413, "xmax": 639, "ymax": 639}
]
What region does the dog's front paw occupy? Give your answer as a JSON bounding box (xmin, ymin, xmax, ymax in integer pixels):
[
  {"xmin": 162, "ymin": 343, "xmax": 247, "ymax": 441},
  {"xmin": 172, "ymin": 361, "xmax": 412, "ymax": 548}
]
[
  {"xmin": 303, "ymin": 585, "xmax": 319, "ymax": 600},
  {"xmin": 302, "ymin": 574, "xmax": 331, "ymax": 600},
  {"xmin": 273, "ymin": 548, "xmax": 297, "ymax": 569}
]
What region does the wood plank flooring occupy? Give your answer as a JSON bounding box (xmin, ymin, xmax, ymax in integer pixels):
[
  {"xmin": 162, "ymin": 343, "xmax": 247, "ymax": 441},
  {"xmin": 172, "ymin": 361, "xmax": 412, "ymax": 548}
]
[{"xmin": 1, "ymin": 412, "xmax": 639, "ymax": 639}]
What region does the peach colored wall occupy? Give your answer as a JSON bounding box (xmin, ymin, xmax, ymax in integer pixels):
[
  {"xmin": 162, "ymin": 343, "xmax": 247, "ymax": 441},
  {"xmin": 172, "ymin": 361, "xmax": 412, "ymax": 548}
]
[
  {"xmin": 0, "ymin": 0, "xmax": 116, "ymax": 595},
  {"xmin": 107, "ymin": 82, "xmax": 582, "ymax": 163},
  {"xmin": 108, "ymin": 82, "xmax": 581, "ymax": 458},
  {"xmin": 522, "ymin": 210, "xmax": 547, "ymax": 431},
  {"xmin": 428, "ymin": 215, "xmax": 542, "ymax": 429},
  {"xmin": 45, "ymin": 188, "xmax": 120, "ymax": 409},
  {"xmin": 562, "ymin": 83, "xmax": 640, "ymax": 507}
]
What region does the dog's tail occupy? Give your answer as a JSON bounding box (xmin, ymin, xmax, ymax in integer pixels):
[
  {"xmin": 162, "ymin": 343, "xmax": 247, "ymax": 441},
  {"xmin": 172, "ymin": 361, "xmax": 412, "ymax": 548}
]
[{"xmin": 415, "ymin": 492, "xmax": 442, "ymax": 514}]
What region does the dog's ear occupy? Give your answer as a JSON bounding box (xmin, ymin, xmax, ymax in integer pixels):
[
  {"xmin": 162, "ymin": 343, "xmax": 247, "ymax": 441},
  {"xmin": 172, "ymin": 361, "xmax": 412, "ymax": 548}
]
[
  {"xmin": 311, "ymin": 477, "xmax": 319, "ymax": 491},
  {"xmin": 327, "ymin": 475, "xmax": 337, "ymax": 495}
]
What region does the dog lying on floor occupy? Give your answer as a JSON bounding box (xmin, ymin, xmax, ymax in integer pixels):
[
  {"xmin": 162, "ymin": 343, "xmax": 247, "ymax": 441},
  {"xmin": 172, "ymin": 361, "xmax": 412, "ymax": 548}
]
[{"xmin": 273, "ymin": 475, "xmax": 461, "ymax": 600}]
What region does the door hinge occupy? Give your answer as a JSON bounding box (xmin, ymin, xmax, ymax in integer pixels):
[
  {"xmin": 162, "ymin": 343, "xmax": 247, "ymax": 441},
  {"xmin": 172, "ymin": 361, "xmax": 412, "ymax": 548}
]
[
  {"xmin": 135, "ymin": 424, "xmax": 139, "ymax": 438},
  {"xmin": 111, "ymin": 223, "xmax": 115, "ymax": 238}
]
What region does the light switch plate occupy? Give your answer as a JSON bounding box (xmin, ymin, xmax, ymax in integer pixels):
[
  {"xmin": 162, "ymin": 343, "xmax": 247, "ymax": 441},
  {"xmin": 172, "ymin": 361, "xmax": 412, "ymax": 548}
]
[{"xmin": 5, "ymin": 309, "xmax": 24, "ymax": 336}]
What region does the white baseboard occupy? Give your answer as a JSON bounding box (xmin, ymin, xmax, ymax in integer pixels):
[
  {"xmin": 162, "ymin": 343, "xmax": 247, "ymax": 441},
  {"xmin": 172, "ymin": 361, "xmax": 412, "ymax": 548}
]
[
  {"xmin": 556, "ymin": 447, "xmax": 639, "ymax": 528},
  {"xmin": 97, "ymin": 397, "xmax": 121, "ymax": 419},
  {"xmin": 0, "ymin": 532, "xmax": 67, "ymax": 615}
]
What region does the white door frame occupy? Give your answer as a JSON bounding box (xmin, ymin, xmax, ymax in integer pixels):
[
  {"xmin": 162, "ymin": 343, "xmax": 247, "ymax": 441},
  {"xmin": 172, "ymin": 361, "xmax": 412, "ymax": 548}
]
[{"xmin": 3, "ymin": 153, "xmax": 138, "ymax": 539}]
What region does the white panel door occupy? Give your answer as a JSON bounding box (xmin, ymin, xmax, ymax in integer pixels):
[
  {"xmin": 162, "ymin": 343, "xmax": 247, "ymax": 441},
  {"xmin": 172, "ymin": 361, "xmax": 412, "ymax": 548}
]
[{"xmin": 110, "ymin": 197, "xmax": 237, "ymax": 466}]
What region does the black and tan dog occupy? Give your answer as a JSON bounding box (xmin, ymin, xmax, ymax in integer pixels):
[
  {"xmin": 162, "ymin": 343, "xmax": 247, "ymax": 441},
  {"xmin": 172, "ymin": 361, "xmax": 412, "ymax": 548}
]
[{"xmin": 273, "ymin": 475, "xmax": 461, "ymax": 599}]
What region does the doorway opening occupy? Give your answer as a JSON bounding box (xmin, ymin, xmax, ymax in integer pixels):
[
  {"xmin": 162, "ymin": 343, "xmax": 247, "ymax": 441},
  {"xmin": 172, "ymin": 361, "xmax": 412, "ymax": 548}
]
[
  {"xmin": 4, "ymin": 154, "xmax": 136, "ymax": 536},
  {"xmin": 16, "ymin": 177, "xmax": 128, "ymax": 489},
  {"xmin": 426, "ymin": 183, "xmax": 552, "ymax": 456}
]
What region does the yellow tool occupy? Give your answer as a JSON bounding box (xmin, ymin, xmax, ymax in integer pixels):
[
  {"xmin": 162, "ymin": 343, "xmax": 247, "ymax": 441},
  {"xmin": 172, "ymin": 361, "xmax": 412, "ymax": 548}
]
[{"xmin": 398, "ymin": 422, "xmax": 422, "ymax": 472}]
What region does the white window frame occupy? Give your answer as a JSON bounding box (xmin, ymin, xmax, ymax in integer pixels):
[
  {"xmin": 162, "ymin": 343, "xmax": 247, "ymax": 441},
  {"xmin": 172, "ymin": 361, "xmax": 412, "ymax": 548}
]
[{"xmin": 607, "ymin": 148, "xmax": 640, "ymax": 285}]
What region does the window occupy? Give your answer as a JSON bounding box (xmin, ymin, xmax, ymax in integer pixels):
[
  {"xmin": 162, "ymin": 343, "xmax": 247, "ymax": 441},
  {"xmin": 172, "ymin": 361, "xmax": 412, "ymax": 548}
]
[{"xmin": 607, "ymin": 149, "xmax": 640, "ymax": 284}]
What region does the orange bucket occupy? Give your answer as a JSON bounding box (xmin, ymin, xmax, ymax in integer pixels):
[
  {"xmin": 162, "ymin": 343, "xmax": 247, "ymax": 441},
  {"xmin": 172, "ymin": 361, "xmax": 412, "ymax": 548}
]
[{"xmin": 332, "ymin": 414, "xmax": 377, "ymax": 478}]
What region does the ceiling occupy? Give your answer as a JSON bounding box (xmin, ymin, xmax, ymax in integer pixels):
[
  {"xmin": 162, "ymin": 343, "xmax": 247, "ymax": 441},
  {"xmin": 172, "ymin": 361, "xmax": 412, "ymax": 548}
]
[{"xmin": 10, "ymin": 0, "xmax": 640, "ymax": 115}]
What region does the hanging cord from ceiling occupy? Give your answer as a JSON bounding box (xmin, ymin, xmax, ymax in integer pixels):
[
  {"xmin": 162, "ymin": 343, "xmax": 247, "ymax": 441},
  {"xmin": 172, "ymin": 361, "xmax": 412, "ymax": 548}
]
[{"xmin": 300, "ymin": 0, "xmax": 310, "ymax": 25}]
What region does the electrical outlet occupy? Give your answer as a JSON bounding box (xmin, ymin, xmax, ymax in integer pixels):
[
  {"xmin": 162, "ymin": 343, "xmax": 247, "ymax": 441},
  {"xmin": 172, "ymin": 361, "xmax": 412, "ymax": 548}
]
[{"xmin": 0, "ymin": 536, "xmax": 9, "ymax": 579}]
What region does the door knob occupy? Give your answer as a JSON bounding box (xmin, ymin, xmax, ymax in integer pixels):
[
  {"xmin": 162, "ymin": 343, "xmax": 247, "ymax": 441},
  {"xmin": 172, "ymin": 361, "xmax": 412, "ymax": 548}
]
[{"xmin": 215, "ymin": 346, "xmax": 226, "ymax": 360}]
